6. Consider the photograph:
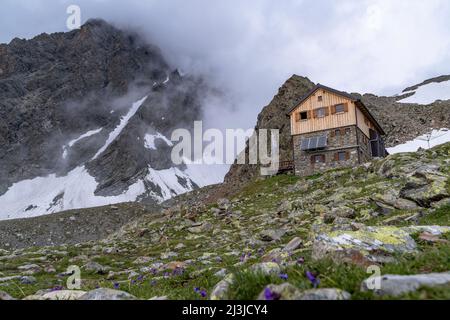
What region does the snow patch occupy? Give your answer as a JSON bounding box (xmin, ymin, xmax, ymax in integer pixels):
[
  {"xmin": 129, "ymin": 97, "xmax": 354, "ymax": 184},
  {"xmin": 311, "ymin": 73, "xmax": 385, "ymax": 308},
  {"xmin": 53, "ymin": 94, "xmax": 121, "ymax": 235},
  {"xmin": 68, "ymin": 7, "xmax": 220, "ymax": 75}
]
[
  {"xmin": 62, "ymin": 128, "xmax": 103, "ymax": 159},
  {"xmin": 398, "ymin": 80, "xmax": 450, "ymax": 104},
  {"xmin": 387, "ymin": 128, "xmax": 450, "ymax": 154},
  {"xmin": 93, "ymin": 96, "xmax": 148, "ymax": 159},
  {"xmin": 144, "ymin": 132, "xmax": 173, "ymax": 150}
]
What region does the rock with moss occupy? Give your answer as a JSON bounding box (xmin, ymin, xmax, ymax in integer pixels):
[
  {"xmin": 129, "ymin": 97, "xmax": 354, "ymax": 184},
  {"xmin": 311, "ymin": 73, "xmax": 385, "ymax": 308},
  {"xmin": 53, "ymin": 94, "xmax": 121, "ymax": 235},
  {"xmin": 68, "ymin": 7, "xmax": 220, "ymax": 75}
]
[
  {"xmin": 250, "ymin": 262, "xmax": 281, "ymax": 275},
  {"xmin": 312, "ymin": 225, "xmax": 417, "ymax": 264},
  {"xmin": 210, "ymin": 274, "xmax": 235, "ymax": 300},
  {"xmin": 361, "ymin": 272, "xmax": 450, "ymax": 297}
]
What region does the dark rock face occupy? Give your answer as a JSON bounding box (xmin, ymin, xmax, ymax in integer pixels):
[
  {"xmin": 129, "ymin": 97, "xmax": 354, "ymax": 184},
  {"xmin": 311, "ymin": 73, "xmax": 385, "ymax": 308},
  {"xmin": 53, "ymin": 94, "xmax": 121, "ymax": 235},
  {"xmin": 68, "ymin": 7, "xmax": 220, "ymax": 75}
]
[
  {"xmin": 224, "ymin": 75, "xmax": 315, "ymax": 188},
  {"xmin": 0, "ymin": 19, "xmax": 207, "ymax": 216}
]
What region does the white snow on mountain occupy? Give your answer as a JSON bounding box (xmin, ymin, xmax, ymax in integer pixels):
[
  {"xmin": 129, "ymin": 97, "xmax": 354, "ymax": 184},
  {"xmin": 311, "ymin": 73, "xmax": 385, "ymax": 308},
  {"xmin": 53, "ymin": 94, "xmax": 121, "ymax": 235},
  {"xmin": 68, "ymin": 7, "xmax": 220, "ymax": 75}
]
[
  {"xmin": 0, "ymin": 96, "xmax": 228, "ymax": 221},
  {"xmin": 0, "ymin": 163, "xmax": 205, "ymax": 220},
  {"xmin": 144, "ymin": 132, "xmax": 173, "ymax": 150},
  {"xmin": 387, "ymin": 128, "xmax": 450, "ymax": 154},
  {"xmin": 62, "ymin": 128, "xmax": 103, "ymax": 159},
  {"xmin": 93, "ymin": 96, "xmax": 148, "ymax": 159},
  {"xmin": 398, "ymin": 80, "xmax": 450, "ymax": 104}
]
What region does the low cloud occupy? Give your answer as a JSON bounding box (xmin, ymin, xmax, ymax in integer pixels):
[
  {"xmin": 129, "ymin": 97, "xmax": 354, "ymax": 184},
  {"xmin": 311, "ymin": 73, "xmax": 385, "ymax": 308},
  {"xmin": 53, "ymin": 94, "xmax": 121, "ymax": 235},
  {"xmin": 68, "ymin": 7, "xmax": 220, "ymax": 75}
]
[{"xmin": 1, "ymin": 0, "xmax": 450, "ymax": 130}]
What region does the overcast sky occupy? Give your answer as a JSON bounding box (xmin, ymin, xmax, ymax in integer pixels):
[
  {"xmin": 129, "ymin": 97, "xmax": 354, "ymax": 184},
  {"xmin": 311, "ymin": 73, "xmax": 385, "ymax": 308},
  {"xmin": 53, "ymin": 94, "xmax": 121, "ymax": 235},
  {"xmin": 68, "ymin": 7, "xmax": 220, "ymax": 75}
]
[{"xmin": 1, "ymin": 0, "xmax": 450, "ymax": 130}]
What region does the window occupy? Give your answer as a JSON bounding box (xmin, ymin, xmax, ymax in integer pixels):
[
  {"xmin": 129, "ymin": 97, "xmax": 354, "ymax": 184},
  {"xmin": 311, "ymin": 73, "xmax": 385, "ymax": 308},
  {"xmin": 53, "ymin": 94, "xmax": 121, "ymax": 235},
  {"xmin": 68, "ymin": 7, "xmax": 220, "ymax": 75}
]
[
  {"xmin": 345, "ymin": 128, "xmax": 351, "ymax": 135},
  {"xmin": 338, "ymin": 151, "xmax": 347, "ymax": 161},
  {"xmin": 318, "ymin": 96, "xmax": 323, "ymax": 102},
  {"xmin": 335, "ymin": 104, "xmax": 345, "ymax": 113},
  {"xmin": 314, "ymin": 107, "xmax": 328, "ymax": 118},
  {"xmin": 335, "ymin": 151, "xmax": 349, "ymax": 162},
  {"xmin": 335, "ymin": 129, "xmax": 341, "ymax": 137},
  {"xmin": 311, "ymin": 154, "xmax": 325, "ymax": 164},
  {"xmin": 300, "ymin": 111, "xmax": 308, "ymax": 120}
]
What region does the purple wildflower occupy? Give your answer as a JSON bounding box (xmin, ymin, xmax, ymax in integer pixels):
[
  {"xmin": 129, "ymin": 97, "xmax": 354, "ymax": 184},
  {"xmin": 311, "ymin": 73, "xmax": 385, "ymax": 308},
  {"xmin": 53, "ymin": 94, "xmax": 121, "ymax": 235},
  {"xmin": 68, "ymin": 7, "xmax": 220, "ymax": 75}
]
[
  {"xmin": 279, "ymin": 273, "xmax": 288, "ymax": 280},
  {"xmin": 306, "ymin": 271, "xmax": 320, "ymax": 288},
  {"xmin": 194, "ymin": 287, "xmax": 201, "ymax": 293},
  {"xmin": 264, "ymin": 287, "xmax": 281, "ymax": 301},
  {"xmin": 51, "ymin": 286, "xmax": 64, "ymax": 292},
  {"xmin": 137, "ymin": 275, "xmax": 144, "ymax": 282},
  {"xmin": 150, "ymin": 280, "xmax": 157, "ymax": 286},
  {"xmin": 200, "ymin": 290, "xmax": 207, "ymax": 298},
  {"xmin": 113, "ymin": 282, "xmax": 120, "ymax": 289},
  {"xmin": 297, "ymin": 257, "xmax": 305, "ymax": 265}
]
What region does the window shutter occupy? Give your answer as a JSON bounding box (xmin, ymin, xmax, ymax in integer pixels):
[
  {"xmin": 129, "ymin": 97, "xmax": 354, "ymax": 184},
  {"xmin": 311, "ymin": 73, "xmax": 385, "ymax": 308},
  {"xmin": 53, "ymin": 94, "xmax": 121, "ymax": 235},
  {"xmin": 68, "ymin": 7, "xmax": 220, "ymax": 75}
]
[
  {"xmin": 334, "ymin": 153, "xmax": 339, "ymax": 161},
  {"xmin": 310, "ymin": 156, "xmax": 315, "ymax": 164},
  {"xmin": 340, "ymin": 128, "xmax": 345, "ymax": 135},
  {"xmin": 325, "ymin": 107, "xmax": 330, "ymax": 116},
  {"xmin": 295, "ymin": 113, "xmax": 300, "ymax": 122},
  {"xmin": 330, "ymin": 130, "xmax": 335, "ymax": 138},
  {"xmin": 343, "ymin": 103, "xmax": 349, "ymax": 112},
  {"xmin": 345, "ymin": 151, "xmax": 350, "ymax": 160},
  {"xmin": 312, "ymin": 109, "xmax": 317, "ymax": 118},
  {"xmin": 330, "ymin": 105, "xmax": 336, "ymax": 114},
  {"xmin": 321, "ymin": 155, "xmax": 326, "ymax": 163}
]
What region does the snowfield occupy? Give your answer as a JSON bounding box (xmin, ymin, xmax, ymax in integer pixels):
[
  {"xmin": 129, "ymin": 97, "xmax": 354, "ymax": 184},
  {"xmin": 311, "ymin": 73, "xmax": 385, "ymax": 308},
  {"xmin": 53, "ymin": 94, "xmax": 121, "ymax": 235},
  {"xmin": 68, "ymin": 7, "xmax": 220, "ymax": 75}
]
[
  {"xmin": 387, "ymin": 128, "xmax": 450, "ymax": 154},
  {"xmin": 398, "ymin": 80, "xmax": 450, "ymax": 104}
]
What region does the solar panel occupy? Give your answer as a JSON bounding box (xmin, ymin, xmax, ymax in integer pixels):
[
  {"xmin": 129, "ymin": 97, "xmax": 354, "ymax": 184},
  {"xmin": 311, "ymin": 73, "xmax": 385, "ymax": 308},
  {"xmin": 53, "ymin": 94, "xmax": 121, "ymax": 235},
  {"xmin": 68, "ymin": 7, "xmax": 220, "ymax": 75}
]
[
  {"xmin": 300, "ymin": 139, "xmax": 309, "ymax": 151},
  {"xmin": 309, "ymin": 136, "xmax": 318, "ymax": 149},
  {"xmin": 317, "ymin": 136, "xmax": 327, "ymax": 148},
  {"xmin": 300, "ymin": 135, "xmax": 328, "ymax": 151}
]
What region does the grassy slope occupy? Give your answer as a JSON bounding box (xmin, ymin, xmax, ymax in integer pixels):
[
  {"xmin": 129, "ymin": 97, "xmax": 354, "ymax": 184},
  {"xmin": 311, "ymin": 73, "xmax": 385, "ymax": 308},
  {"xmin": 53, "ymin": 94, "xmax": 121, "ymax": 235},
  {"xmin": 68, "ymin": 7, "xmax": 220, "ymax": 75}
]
[{"xmin": 0, "ymin": 144, "xmax": 449, "ymax": 300}]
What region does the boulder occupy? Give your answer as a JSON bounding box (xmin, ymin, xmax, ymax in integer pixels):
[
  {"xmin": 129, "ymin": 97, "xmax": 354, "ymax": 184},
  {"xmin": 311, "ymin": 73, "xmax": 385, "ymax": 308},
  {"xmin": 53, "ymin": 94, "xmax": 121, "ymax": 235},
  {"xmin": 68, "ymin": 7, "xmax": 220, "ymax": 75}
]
[
  {"xmin": 260, "ymin": 229, "xmax": 287, "ymax": 242},
  {"xmin": 282, "ymin": 237, "xmax": 302, "ymax": 252},
  {"xmin": 312, "ymin": 226, "xmax": 417, "ymax": 264},
  {"xmin": 361, "ymin": 272, "xmax": 450, "ymax": 297},
  {"xmin": 210, "ymin": 274, "xmax": 235, "ymax": 300},
  {"xmin": 78, "ymin": 288, "xmax": 138, "ymax": 300},
  {"xmin": 0, "ymin": 290, "xmax": 15, "ymax": 300},
  {"xmin": 42, "ymin": 290, "xmax": 87, "ymax": 300},
  {"xmin": 298, "ymin": 288, "xmax": 351, "ymax": 300},
  {"xmin": 82, "ymin": 261, "xmax": 108, "ymax": 274},
  {"xmin": 250, "ymin": 262, "xmax": 281, "ymax": 275},
  {"xmin": 400, "ymin": 171, "xmax": 449, "ymax": 207}
]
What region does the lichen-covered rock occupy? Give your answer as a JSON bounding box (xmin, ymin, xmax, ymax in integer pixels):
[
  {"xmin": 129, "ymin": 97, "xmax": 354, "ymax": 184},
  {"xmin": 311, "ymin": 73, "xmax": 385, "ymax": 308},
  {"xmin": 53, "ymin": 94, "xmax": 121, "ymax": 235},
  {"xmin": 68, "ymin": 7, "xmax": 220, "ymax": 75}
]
[
  {"xmin": 312, "ymin": 226, "xmax": 417, "ymax": 264},
  {"xmin": 82, "ymin": 261, "xmax": 108, "ymax": 274},
  {"xmin": 402, "ymin": 225, "xmax": 450, "ymax": 236},
  {"xmin": 78, "ymin": 288, "xmax": 137, "ymax": 300},
  {"xmin": 282, "ymin": 237, "xmax": 302, "ymax": 252},
  {"xmin": 260, "ymin": 229, "xmax": 287, "ymax": 242},
  {"xmin": 400, "ymin": 171, "xmax": 449, "ymax": 207},
  {"xmin": 210, "ymin": 274, "xmax": 235, "ymax": 300},
  {"xmin": 361, "ymin": 272, "xmax": 450, "ymax": 297},
  {"xmin": 250, "ymin": 262, "xmax": 281, "ymax": 275}
]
